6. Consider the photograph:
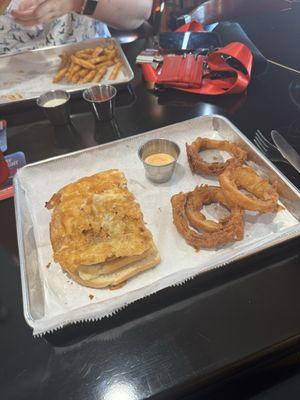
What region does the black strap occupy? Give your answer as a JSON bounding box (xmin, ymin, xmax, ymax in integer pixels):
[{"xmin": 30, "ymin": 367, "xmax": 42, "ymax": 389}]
[{"xmin": 83, "ymin": 0, "xmax": 98, "ymax": 16}]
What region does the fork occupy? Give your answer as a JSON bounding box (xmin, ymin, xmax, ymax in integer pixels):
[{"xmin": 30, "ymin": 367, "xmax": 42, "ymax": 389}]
[{"xmin": 254, "ymin": 130, "xmax": 289, "ymax": 164}]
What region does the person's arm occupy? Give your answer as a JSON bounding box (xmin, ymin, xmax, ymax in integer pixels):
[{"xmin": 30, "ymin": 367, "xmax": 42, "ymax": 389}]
[
  {"xmin": 12, "ymin": 0, "xmax": 153, "ymax": 30},
  {"xmin": 92, "ymin": 0, "xmax": 153, "ymax": 30}
]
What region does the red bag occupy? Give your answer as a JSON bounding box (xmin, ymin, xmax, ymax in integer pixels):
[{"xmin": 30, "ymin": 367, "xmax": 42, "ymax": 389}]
[
  {"xmin": 142, "ymin": 21, "xmax": 253, "ymax": 95},
  {"xmin": 157, "ymin": 54, "xmax": 204, "ymax": 89},
  {"xmin": 0, "ymin": 152, "xmax": 9, "ymax": 186}
]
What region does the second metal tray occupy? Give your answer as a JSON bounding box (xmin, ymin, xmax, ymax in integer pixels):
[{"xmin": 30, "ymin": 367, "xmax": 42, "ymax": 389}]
[{"xmin": 0, "ymin": 37, "xmax": 134, "ymax": 105}]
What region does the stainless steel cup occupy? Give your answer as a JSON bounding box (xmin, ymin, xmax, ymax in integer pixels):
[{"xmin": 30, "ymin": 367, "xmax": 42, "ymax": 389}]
[
  {"xmin": 83, "ymin": 85, "xmax": 117, "ymax": 121},
  {"xmin": 37, "ymin": 90, "xmax": 71, "ymax": 126},
  {"xmin": 138, "ymin": 139, "xmax": 180, "ymax": 183}
]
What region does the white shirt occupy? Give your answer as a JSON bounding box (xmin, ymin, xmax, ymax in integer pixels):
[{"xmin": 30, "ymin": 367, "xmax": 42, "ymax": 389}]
[{"xmin": 0, "ymin": 13, "xmax": 110, "ymax": 54}]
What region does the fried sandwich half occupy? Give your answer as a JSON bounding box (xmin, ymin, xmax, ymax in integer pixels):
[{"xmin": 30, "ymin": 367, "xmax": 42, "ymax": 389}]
[{"xmin": 46, "ymin": 169, "xmax": 160, "ymax": 289}]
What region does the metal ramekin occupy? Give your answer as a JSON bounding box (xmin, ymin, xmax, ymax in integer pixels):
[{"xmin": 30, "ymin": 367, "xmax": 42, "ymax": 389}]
[
  {"xmin": 37, "ymin": 90, "xmax": 71, "ymax": 126},
  {"xmin": 138, "ymin": 139, "xmax": 180, "ymax": 183}
]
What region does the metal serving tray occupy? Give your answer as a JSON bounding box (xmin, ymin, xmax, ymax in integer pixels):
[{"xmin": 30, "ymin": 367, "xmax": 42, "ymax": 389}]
[
  {"xmin": 0, "ymin": 37, "xmax": 134, "ymax": 105},
  {"xmin": 14, "ymin": 115, "xmax": 300, "ymax": 334}
]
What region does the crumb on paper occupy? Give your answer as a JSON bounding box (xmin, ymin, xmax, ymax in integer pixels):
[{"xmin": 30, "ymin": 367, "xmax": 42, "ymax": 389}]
[
  {"xmin": 213, "ymin": 156, "xmax": 220, "ymax": 161},
  {"xmin": 89, "ymin": 294, "xmax": 94, "ymax": 300},
  {"xmin": 1, "ymin": 81, "xmax": 16, "ymax": 88},
  {"xmin": 46, "ymin": 262, "xmax": 51, "ymax": 269},
  {"xmin": 1, "ymin": 93, "xmax": 23, "ymax": 101},
  {"xmin": 158, "ymin": 207, "xmax": 162, "ymax": 212}
]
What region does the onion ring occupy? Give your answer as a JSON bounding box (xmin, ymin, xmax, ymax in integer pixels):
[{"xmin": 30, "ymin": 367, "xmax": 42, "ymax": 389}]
[
  {"xmin": 185, "ymin": 186, "xmax": 244, "ymax": 240},
  {"xmin": 186, "ymin": 138, "xmax": 247, "ymax": 176},
  {"xmin": 219, "ymin": 165, "xmax": 279, "ymax": 213},
  {"xmin": 171, "ymin": 191, "xmax": 244, "ymax": 251}
]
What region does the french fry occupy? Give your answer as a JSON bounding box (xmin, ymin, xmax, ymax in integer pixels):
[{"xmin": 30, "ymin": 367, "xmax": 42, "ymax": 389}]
[
  {"xmin": 79, "ymin": 70, "xmax": 97, "ymax": 84},
  {"xmin": 106, "ymin": 50, "xmax": 117, "ymax": 60},
  {"xmin": 67, "ymin": 61, "xmax": 72, "ymax": 72},
  {"xmin": 76, "ymin": 53, "xmax": 91, "ymax": 60},
  {"xmin": 109, "ymin": 62, "xmax": 122, "ymax": 80},
  {"xmin": 65, "ymin": 62, "xmax": 75, "ymax": 81},
  {"xmin": 71, "ymin": 55, "xmax": 95, "ymax": 70},
  {"xmin": 76, "ymin": 49, "xmax": 96, "ymax": 60},
  {"xmin": 64, "ymin": 55, "xmax": 72, "ymax": 70},
  {"xmin": 107, "ymin": 45, "xmax": 115, "ymax": 51},
  {"xmin": 92, "ymin": 67, "xmax": 107, "ymax": 83},
  {"xmin": 92, "ymin": 46, "xmax": 104, "ymax": 57},
  {"xmin": 99, "ymin": 60, "xmax": 114, "ymax": 68},
  {"xmin": 76, "ymin": 49, "xmax": 93, "ymax": 57},
  {"xmin": 71, "ymin": 65, "xmax": 81, "ymax": 75},
  {"xmin": 55, "ymin": 53, "xmax": 71, "ymax": 83},
  {"xmin": 58, "ymin": 52, "xmax": 68, "ymax": 69},
  {"xmin": 71, "ymin": 69, "xmax": 83, "ymax": 84},
  {"xmin": 53, "ymin": 67, "xmax": 68, "ymax": 83},
  {"xmin": 79, "ymin": 68, "xmax": 89, "ymax": 78},
  {"xmin": 88, "ymin": 55, "xmax": 109, "ymax": 64}
]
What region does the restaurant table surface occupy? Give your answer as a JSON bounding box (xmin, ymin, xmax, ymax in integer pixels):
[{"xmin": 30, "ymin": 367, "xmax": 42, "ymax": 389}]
[{"xmin": 1, "ymin": 9, "xmax": 300, "ymax": 400}]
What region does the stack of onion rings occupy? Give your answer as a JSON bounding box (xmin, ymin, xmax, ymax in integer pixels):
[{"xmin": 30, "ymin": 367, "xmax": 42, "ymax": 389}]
[
  {"xmin": 186, "ymin": 138, "xmax": 247, "ymax": 176},
  {"xmin": 219, "ymin": 165, "xmax": 279, "ymax": 213},
  {"xmin": 171, "ymin": 185, "xmax": 245, "ymax": 251},
  {"xmin": 171, "ymin": 136, "xmax": 280, "ymax": 251}
]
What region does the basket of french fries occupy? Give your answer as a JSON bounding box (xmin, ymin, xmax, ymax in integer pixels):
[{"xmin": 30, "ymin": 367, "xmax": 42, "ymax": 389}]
[{"xmin": 53, "ymin": 43, "xmax": 123, "ymax": 85}]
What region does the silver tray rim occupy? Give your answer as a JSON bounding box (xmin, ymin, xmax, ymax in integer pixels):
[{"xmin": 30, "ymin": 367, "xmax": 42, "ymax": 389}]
[
  {"xmin": 13, "ymin": 115, "xmax": 300, "ymax": 329},
  {"xmin": 0, "ymin": 37, "xmax": 134, "ymax": 106},
  {"xmin": 14, "ymin": 187, "xmax": 34, "ymax": 326}
]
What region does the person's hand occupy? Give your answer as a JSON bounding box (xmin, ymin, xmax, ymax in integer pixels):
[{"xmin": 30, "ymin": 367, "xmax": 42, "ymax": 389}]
[{"xmin": 11, "ymin": 0, "xmax": 84, "ymax": 26}]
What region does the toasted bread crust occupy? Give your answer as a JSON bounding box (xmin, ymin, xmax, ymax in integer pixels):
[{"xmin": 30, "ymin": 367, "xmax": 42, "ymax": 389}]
[{"xmin": 68, "ymin": 247, "xmax": 161, "ymax": 289}]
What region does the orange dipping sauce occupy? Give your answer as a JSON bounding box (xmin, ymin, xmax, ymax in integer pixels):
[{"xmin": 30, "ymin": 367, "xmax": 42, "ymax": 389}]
[{"xmin": 144, "ymin": 153, "xmax": 175, "ymax": 166}]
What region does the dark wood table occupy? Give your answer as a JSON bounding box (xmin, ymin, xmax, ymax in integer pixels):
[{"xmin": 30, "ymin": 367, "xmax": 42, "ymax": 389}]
[{"xmin": 1, "ymin": 9, "xmax": 300, "ymax": 400}]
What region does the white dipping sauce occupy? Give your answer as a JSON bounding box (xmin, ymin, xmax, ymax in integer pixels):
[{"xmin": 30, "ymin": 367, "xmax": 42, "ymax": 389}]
[{"xmin": 43, "ymin": 98, "xmax": 67, "ymax": 107}]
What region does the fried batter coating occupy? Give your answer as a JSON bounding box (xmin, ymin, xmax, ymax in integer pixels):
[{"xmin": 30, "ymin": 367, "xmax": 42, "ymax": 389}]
[
  {"xmin": 219, "ymin": 165, "xmax": 279, "ymax": 213},
  {"xmin": 186, "ymin": 138, "xmax": 247, "ymax": 176},
  {"xmin": 48, "ymin": 170, "xmax": 154, "ymax": 274},
  {"xmin": 185, "ymin": 186, "xmax": 244, "ymax": 240},
  {"xmin": 171, "ymin": 191, "xmax": 244, "ymax": 251},
  {"xmin": 46, "ymin": 169, "xmax": 126, "ymax": 209}
]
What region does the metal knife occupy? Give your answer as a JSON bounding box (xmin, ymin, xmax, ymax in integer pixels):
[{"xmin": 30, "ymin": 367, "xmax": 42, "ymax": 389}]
[{"xmin": 271, "ymin": 130, "xmax": 300, "ymax": 173}]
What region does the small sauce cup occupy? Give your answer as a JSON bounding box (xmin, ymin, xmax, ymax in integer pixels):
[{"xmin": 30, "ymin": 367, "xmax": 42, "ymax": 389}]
[
  {"xmin": 83, "ymin": 85, "xmax": 117, "ymax": 121},
  {"xmin": 37, "ymin": 90, "xmax": 71, "ymax": 126},
  {"xmin": 138, "ymin": 139, "xmax": 180, "ymax": 183}
]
